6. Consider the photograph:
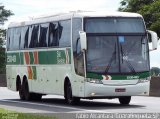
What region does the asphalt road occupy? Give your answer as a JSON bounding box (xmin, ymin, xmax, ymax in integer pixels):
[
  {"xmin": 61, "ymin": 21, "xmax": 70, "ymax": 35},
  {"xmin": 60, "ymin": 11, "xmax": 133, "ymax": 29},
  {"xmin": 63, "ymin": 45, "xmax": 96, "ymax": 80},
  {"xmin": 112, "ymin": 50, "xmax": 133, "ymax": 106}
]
[{"xmin": 0, "ymin": 87, "xmax": 160, "ymax": 118}]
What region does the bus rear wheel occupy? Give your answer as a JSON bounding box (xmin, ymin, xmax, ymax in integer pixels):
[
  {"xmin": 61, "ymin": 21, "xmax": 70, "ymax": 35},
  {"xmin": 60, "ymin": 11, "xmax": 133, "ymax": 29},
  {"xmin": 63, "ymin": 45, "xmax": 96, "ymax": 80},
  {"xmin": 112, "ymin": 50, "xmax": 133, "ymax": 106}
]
[
  {"xmin": 22, "ymin": 80, "xmax": 32, "ymax": 101},
  {"xmin": 22, "ymin": 80, "xmax": 42, "ymax": 101},
  {"xmin": 19, "ymin": 83, "xmax": 25, "ymax": 100},
  {"xmin": 65, "ymin": 81, "xmax": 80, "ymax": 105},
  {"xmin": 118, "ymin": 96, "xmax": 131, "ymax": 105},
  {"xmin": 31, "ymin": 93, "xmax": 42, "ymax": 101}
]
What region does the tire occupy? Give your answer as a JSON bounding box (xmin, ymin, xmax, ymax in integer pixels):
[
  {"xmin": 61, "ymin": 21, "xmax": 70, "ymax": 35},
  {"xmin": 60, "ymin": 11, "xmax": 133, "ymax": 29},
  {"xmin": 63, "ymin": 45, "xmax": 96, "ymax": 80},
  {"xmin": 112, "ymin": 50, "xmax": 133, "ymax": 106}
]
[
  {"xmin": 22, "ymin": 80, "xmax": 32, "ymax": 101},
  {"xmin": 65, "ymin": 81, "xmax": 80, "ymax": 105},
  {"xmin": 19, "ymin": 82, "xmax": 25, "ymax": 100},
  {"xmin": 31, "ymin": 93, "xmax": 42, "ymax": 101},
  {"xmin": 119, "ymin": 96, "xmax": 131, "ymax": 105}
]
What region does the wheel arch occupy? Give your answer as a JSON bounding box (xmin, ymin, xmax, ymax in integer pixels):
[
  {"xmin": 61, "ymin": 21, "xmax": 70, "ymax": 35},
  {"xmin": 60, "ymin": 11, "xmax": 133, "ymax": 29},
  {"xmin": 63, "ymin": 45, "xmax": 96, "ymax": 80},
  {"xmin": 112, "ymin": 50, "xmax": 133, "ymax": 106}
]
[
  {"xmin": 64, "ymin": 76, "xmax": 70, "ymax": 97},
  {"xmin": 16, "ymin": 75, "xmax": 21, "ymax": 91},
  {"xmin": 21, "ymin": 75, "xmax": 28, "ymax": 88}
]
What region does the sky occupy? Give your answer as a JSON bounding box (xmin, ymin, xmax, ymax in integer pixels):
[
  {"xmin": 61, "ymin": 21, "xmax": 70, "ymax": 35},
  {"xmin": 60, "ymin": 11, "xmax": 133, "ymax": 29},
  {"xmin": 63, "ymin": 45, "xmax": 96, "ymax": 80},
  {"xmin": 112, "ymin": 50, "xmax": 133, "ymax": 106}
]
[
  {"xmin": 1, "ymin": 0, "xmax": 160, "ymax": 68},
  {"xmin": 1, "ymin": 0, "xmax": 121, "ymax": 27}
]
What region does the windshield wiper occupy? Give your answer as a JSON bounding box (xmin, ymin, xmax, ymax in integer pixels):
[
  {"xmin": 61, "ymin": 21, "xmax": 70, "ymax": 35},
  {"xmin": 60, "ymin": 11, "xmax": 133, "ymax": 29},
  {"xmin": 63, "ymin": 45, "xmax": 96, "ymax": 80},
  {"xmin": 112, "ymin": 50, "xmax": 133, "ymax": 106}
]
[
  {"xmin": 105, "ymin": 42, "xmax": 117, "ymax": 73},
  {"xmin": 120, "ymin": 43, "xmax": 136, "ymax": 74}
]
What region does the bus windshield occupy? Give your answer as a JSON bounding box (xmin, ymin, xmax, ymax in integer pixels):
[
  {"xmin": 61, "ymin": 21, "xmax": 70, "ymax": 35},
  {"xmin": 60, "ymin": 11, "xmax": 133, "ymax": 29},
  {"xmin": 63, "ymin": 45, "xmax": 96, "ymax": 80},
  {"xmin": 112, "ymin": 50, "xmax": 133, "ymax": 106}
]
[
  {"xmin": 85, "ymin": 18, "xmax": 149, "ymax": 75},
  {"xmin": 85, "ymin": 17, "xmax": 145, "ymax": 33}
]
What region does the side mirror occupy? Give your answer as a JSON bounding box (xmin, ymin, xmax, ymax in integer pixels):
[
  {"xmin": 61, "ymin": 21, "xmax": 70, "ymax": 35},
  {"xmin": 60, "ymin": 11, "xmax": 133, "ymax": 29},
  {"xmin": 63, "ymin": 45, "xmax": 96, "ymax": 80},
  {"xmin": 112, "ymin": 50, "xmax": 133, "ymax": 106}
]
[
  {"xmin": 79, "ymin": 31, "xmax": 87, "ymax": 51},
  {"xmin": 147, "ymin": 30, "xmax": 158, "ymax": 51}
]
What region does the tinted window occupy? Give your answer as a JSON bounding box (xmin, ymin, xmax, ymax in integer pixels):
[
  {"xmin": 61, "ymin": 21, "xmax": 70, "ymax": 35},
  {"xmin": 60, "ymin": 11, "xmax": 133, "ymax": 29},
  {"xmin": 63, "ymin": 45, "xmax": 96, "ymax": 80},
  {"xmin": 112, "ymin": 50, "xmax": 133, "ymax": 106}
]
[
  {"xmin": 85, "ymin": 18, "xmax": 145, "ymax": 33},
  {"xmin": 20, "ymin": 26, "xmax": 29, "ymax": 49},
  {"xmin": 7, "ymin": 28, "xmax": 15, "ymax": 50},
  {"xmin": 7, "ymin": 29, "xmax": 11, "ymax": 50},
  {"xmin": 72, "ymin": 18, "xmax": 82, "ymax": 52},
  {"xmin": 9, "ymin": 28, "xmax": 21, "ymax": 50},
  {"xmin": 59, "ymin": 20, "xmax": 71, "ymax": 47},
  {"xmin": 72, "ymin": 18, "xmax": 84, "ymax": 76},
  {"xmin": 48, "ymin": 22, "xmax": 59, "ymax": 47},
  {"xmin": 7, "ymin": 20, "xmax": 71, "ymax": 50},
  {"xmin": 39, "ymin": 23, "xmax": 48, "ymax": 47},
  {"xmin": 29, "ymin": 25, "xmax": 39, "ymax": 48}
]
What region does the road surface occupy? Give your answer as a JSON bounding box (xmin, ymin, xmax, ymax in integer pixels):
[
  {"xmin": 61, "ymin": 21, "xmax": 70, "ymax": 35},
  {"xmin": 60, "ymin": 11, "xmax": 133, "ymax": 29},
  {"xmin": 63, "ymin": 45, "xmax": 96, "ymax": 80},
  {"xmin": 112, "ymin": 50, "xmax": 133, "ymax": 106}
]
[{"xmin": 0, "ymin": 87, "xmax": 160, "ymax": 118}]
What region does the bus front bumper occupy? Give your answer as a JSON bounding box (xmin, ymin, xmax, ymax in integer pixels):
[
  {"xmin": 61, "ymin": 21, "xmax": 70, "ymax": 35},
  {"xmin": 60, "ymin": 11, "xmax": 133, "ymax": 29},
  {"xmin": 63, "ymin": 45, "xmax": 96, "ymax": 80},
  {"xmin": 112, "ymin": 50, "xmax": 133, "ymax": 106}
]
[{"xmin": 83, "ymin": 81, "xmax": 150, "ymax": 98}]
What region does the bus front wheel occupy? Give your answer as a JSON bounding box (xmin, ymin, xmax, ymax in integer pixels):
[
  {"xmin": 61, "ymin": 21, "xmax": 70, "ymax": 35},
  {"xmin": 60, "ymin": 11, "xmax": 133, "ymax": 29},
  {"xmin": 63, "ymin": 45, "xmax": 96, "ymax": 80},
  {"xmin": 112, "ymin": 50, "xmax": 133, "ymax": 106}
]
[
  {"xmin": 65, "ymin": 81, "xmax": 80, "ymax": 105},
  {"xmin": 118, "ymin": 96, "xmax": 131, "ymax": 105}
]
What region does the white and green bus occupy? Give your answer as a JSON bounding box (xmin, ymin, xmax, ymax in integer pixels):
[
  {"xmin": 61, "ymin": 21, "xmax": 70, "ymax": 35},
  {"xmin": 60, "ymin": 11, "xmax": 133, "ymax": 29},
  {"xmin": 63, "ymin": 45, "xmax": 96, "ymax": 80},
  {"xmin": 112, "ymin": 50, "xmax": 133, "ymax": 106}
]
[{"xmin": 6, "ymin": 11, "xmax": 158, "ymax": 105}]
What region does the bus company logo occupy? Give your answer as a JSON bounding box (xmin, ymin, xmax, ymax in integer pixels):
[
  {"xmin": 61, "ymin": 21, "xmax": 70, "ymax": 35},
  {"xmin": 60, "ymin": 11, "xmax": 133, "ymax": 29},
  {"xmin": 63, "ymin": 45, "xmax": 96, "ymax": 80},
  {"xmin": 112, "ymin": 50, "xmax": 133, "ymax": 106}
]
[
  {"xmin": 127, "ymin": 76, "xmax": 139, "ymax": 79},
  {"xmin": 7, "ymin": 55, "xmax": 16, "ymax": 63},
  {"xmin": 102, "ymin": 75, "xmax": 112, "ymax": 80},
  {"xmin": 57, "ymin": 49, "xmax": 70, "ymax": 64},
  {"xmin": 57, "ymin": 51, "xmax": 65, "ymax": 64}
]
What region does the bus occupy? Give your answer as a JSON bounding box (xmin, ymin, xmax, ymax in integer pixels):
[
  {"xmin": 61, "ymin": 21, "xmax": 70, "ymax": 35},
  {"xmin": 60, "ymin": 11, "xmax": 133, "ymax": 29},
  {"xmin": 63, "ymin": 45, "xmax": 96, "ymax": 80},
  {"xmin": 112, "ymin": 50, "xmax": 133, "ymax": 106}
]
[{"xmin": 6, "ymin": 11, "xmax": 158, "ymax": 105}]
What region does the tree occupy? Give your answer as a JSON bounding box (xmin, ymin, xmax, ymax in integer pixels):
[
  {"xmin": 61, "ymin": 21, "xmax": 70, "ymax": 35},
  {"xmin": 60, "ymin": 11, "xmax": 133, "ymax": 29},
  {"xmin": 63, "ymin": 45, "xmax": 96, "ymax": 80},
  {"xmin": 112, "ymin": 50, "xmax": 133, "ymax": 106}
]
[
  {"xmin": 0, "ymin": 4, "xmax": 13, "ymax": 73},
  {"xmin": 119, "ymin": 0, "xmax": 160, "ymax": 37},
  {"xmin": 151, "ymin": 67, "xmax": 160, "ymax": 76}
]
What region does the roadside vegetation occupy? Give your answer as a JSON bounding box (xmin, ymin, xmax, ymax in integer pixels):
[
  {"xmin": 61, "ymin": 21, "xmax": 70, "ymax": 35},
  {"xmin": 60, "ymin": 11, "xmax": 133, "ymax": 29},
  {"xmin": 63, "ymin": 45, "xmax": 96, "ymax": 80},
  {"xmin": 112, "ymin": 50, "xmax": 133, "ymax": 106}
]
[
  {"xmin": 0, "ymin": 4, "xmax": 13, "ymax": 74},
  {"xmin": 0, "ymin": 108, "xmax": 57, "ymax": 119}
]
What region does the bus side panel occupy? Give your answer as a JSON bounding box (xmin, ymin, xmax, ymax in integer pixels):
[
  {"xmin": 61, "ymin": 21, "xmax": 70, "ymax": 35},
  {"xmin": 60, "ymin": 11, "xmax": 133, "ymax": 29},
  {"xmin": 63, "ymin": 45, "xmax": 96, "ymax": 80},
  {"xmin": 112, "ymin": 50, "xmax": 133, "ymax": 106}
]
[
  {"xmin": 6, "ymin": 66, "xmax": 16, "ymax": 91},
  {"xmin": 43, "ymin": 65, "xmax": 72, "ymax": 95},
  {"xmin": 71, "ymin": 73, "xmax": 85, "ymax": 97},
  {"xmin": 31, "ymin": 66, "xmax": 45, "ymax": 93},
  {"xmin": 6, "ymin": 65, "xmax": 29, "ymax": 92},
  {"xmin": 43, "ymin": 66, "xmax": 57, "ymax": 94}
]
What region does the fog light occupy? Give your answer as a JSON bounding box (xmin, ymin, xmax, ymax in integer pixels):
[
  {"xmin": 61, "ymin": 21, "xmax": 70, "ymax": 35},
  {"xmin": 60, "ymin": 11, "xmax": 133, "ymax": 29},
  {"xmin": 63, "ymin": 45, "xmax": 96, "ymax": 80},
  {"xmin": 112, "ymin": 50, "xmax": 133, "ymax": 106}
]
[
  {"xmin": 91, "ymin": 93, "xmax": 96, "ymax": 96},
  {"xmin": 86, "ymin": 78, "xmax": 103, "ymax": 84}
]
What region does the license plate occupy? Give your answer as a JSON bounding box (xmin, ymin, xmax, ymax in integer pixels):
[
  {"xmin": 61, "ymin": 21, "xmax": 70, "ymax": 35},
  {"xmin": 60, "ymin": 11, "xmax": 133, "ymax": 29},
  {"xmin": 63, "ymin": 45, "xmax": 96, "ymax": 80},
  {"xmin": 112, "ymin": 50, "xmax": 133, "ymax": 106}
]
[{"xmin": 115, "ymin": 88, "xmax": 126, "ymax": 92}]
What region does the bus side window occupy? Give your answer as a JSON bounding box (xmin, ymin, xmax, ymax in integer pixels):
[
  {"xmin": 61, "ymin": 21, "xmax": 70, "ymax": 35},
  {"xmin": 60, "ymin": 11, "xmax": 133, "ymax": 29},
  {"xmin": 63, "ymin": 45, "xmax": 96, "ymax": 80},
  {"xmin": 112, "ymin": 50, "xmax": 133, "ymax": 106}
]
[
  {"xmin": 7, "ymin": 29, "xmax": 11, "ymax": 50},
  {"xmin": 48, "ymin": 22, "xmax": 59, "ymax": 47},
  {"xmin": 59, "ymin": 20, "xmax": 71, "ymax": 47},
  {"xmin": 20, "ymin": 26, "xmax": 29, "ymax": 49},
  {"xmin": 72, "ymin": 18, "xmax": 84, "ymax": 76},
  {"xmin": 16, "ymin": 28, "xmax": 21, "ymax": 50},
  {"xmin": 11, "ymin": 28, "xmax": 21, "ymax": 50},
  {"xmin": 29, "ymin": 25, "xmax": 39, "ymax": 48},
  {"xmin": 76, "ymin": 38, "xmax": 81, "ymax": 55},
  {"xmin": 9, "ymin": 29, "xmax": 14, "ymax": 50},
  {"xmin": 39, "ymin": 23, "xmax": 48, "ymax": 47},
  {"xmin": 75, "ymin": 38, "xmax": 84, "ymax": 76}
]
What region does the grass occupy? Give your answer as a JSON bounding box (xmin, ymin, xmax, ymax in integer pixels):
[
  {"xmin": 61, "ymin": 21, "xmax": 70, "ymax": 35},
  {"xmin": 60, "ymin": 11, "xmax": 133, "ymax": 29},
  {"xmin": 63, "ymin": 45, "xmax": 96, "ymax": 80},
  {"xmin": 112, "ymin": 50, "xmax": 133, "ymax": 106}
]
[{"xmin": 0, "ymin": 108, "xmax": 57, "ymax": 119}]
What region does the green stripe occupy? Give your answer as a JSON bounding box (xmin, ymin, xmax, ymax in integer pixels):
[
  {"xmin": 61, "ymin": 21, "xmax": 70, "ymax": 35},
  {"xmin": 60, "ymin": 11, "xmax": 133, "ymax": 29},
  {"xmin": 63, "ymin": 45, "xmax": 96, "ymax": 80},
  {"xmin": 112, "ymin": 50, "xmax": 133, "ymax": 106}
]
[
  {"xmin": 7, "ymin": 53, "xmax": 20, "ymax": 65},
  {"xmin": 38, "ymin": 51, "xmax": 48, "ymax": 64},
  {"xmin": 29, "ymin": 52, "xmax": 34, "ymax": 64},
  {"xmin": 32, "ymin": 66, "xmax": 37, "ymax": 79},
  {"xmin": 20, "ymin": 52, "xmax": 24, "ymax": 65},
  {"xmin": 86, "ymin": 71, "xmax": 150, "ymax": 80},
  {"xmin": 6, "ymin": 48, "xmax": 71, "ymax": 65}
]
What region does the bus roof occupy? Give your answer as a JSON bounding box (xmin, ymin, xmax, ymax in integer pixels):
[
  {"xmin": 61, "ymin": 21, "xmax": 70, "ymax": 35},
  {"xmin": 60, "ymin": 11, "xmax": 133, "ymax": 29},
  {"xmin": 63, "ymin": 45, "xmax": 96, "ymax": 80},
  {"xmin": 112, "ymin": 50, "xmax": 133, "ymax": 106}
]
[{"xmin": 8, "ymin": 11, "xmax": 143, "ymax": 28}]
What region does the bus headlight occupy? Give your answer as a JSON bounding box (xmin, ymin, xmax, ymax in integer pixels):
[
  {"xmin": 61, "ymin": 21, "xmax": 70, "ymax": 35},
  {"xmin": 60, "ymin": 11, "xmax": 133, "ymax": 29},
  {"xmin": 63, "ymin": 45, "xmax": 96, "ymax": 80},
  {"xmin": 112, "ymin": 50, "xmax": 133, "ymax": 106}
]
[
  {"xmin": 137, "ymin": 77, "xmax": 151, "ymax": 83},
  {"xmin": 86, "ymin": 78, "xmax": 103, "ymax": 84}
]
